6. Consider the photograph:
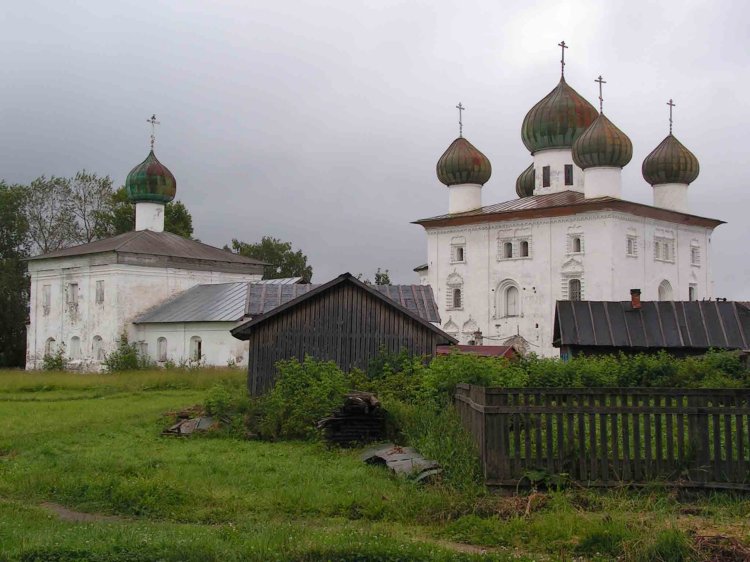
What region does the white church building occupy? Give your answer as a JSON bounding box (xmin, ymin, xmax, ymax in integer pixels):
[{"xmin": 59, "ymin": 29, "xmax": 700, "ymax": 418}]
[
  {"xmin": 415, "ymin": 53, "xmax": 722, "ymax": 356},
  {"xmin": 25, "ymin": 145, "xmax": 269, "ymax": 370}
]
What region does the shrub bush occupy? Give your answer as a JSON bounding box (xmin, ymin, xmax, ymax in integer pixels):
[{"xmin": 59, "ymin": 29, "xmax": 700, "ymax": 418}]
[
  {"xmin": 102, "ymin": 334, "xmax": 153, "ymax": 372},
  {"xmin": 258, "ymin": 356, "xmax": 350, "ymax": 439},
  {"xmin": 42, "ymin": 343, "xmax": 68, "ymax": 371}
]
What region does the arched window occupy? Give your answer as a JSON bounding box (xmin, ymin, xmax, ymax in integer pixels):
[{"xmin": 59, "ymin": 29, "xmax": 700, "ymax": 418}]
[
  {"xmin": 157, "ymin": 337, "xmax": 168, "ymax": 362},
  {"xmin": 658, "ymin": 280, "xmax": 673, "ymax": 301},
  {"xmin": 505, "ymin": 286, "xmax": 519, "ymax": 317},
  {"xmin": 452, "ymin": 288, "xmax": 462, "ymax": 309},
  {"xmin": 520, "ymin": 240, "xmax": 529, "ymax": 257},
  {"xmin": 568, "ymin": 279, "xmax": 582, "ymax": 301},
  {"xmin": 688, "ymin": 285, "xmax": 696, "ymax": 301},
  {"xmin": 92, "ymin": 336, "xmax": 104, "ymax": 361},
  {"xmin": 70, "ymin": 336, "xmax": 81, "ymax": 359},
  {"xmin": 504, "ymin": 242, "xmax": 513, "ymax": 258},
  {"xmin": 456, "ymin": 246, "xmax": 464, "ymax": 262},
  {"xmin": 190, "ymin": 336, "xmax": 202, "ymax": 360},
  {"xmin": 572, "ymin": 237, "xmax": 582, "ymax": 253},
  {"xmin": 45, "ymin": 337, "xmax": 56, "ymax": 356}
]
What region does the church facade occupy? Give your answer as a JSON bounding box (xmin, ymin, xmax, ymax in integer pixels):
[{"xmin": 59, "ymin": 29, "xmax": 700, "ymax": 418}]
[
  {"xmin": 415, "ymin": 54, "xmax": 723, "ymax": 356},
  {"xmin": 25, "ymin": 145, "xmax": 266, "ymax": 370}
]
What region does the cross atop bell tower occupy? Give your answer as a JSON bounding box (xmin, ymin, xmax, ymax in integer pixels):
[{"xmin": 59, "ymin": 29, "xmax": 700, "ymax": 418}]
[
  {"xmin": 456, "ymin": 102, "xmax": 465, "ymax": 137},
  {"xmin": 667, "ymin": 99, "xmax": 676, "ymax": 134},
  {"xmin": 147, "ymin": 114, "xmax": 160, "ymax": 150},
  {"xmin": 558, "ymin": 40, "xmax": 568, "ymax": 77}
]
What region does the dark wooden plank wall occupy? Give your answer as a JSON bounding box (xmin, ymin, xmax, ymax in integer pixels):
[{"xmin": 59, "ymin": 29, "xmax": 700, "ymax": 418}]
[
  {"xmin": 454, "ymin": 385, "xmax": 750, "ymax": 490},
  {"xmin": 248, "ymin": 283, "xmax": 446, "ymax": 395}
]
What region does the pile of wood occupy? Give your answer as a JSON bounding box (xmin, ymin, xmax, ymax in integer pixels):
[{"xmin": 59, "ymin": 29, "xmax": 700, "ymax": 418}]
[{"xmin": 318, "ymin": 391, "xmax": 386, "ymax": 447}]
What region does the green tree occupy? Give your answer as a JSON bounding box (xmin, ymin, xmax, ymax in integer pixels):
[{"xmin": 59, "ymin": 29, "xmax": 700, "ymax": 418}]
[
  {"xmin": 23, "ymin": 175, "xmax": 78, "ymax": 254},
  {"xmin": 227, "ymin": 237, "xmax": 313, "ymax": 282},
  {"xmin": 99, "ymin": 187, "xmax": 194, "ymax": 238},
  {"xmin": 0, "ymin": 182, "xmax": 30, "ymax": 367},
  {"xmin": 68, "ymin": 170, "xmax": 115, "ymax": 243},
  {"xmin": 374, "ymin": 268, "xmax": 391, "ymax": 285}
]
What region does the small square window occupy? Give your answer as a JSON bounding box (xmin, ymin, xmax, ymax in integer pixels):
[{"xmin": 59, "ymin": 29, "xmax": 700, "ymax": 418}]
[
  {"xmin": 542, "ymin": 166, "xmax": 551, "ymax": 188},
  {"xmin": 564, "ymin": 165, "xmax": 573, "ymax": 186}
]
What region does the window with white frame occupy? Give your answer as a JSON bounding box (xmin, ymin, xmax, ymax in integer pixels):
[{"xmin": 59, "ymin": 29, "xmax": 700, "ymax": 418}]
[
  {"xmin": 568, "ymin": 279, "xmax": 582, "ymax": 301},
  {"xmin": 450, "ymin": 237, "xmax": 466, "ymax": 263},
  {"xmin": 42, "ymin": 284, "xmax": 51, "ymax": 316},
  {"xmin": 157, "ymin": 337, "xmax": 168, "ymax": 362},
  {"xmin": 626, "ymin": 235, "xmax": 638, "ymax": 257},
  {"xmin": 190, "ymin": 336, "xmax": 202, "ymax": 360},
  {"xmin": 66, "ymin": 283, "xmax": 79, "ymax": 306},
  {"xmin": 505, "ymin": 286, "xmax": 520, "ymax": 317},
  {"xmin": 519, "ymin": 239, "xmax": 530, "ymax": 258},
  {"xmin": 95, "ymin": 280, "xmax": 104, "ymax": 304},
  {"xmin": 654, "ymin": 237, "xmax": 675, "ymax": 263},
  {"xmin": 497, "ymin": 236, "xmax": 532, "ymax": 261},
  {"xmin": 93, "ymin": 336, "xmax": 104, "ymax": 361},
  {"xmin": 503, "ymin": 241, "xmax": 513, "ymax": 259},
  {"xmin": 45, "ymin": 337, "xmax": 56, "ymax": 356},
  {"xmin": 690, "ymin": 244, "xmax": 701, "ymax": 266},
  {"xmin": 70, "ymin": 336, "xmax": 81, "ymax": 359},
  {"xmin": 658, "ymin": 280, "xmax": 673, "ymax": 301},
  {"xmin": 568, "ymin": 234, "xmax": 584, "ymax": 254},
  {"xmin": 688, "ymin": 284, "xmax": 697, "ymax": 301},
  {"xmin": 446, "ymin": 273, "xmax": 463, "ymax": 310}
]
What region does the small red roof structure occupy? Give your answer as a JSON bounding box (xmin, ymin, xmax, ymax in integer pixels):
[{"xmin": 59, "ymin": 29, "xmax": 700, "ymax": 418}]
[{"xmin": 436, "ymin": 345, "xmax": 517, "ymax": 358}]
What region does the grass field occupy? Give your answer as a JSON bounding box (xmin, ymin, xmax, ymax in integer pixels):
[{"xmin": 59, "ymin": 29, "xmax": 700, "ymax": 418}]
[{"xmin": 1, "ymin": 368, "xmax": 749, "ymax": 561}]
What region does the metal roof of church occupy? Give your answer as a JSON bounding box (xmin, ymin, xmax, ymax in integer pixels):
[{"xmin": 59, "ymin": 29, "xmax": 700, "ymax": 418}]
[
  {"xmin": 413, "ymin": 190, "xmax": 723, "ymax": 229},
  {"xmin": 135, "ymin": 280, "xmax": 441, "ymax": 324},
  {"xmin": 27, "ymin": 230, "xmax": 266, "ymax": 265}
]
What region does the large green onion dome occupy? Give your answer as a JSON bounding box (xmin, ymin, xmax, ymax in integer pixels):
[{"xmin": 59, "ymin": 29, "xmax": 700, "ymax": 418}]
[
  {"xmin": 642, "ymin": 134, "xmax": 700, "ymax": 186},
  {"xmin": 521, "ymin": 77, "xmax": 599, "ymax": 154},
  {"xmin": 125, "ymin": 150, "xmax": 177, "ymax": 203},
  {"xmin": 572, "ymin": 114, "xmax": 633, "ymax": 169},
  {"xmin": 436, "ymin": 137, "xmax": 492, "ymax": 186},
  {"xmin": 516, "ymin": 164, "xmax": 535, "ymax": 197}
]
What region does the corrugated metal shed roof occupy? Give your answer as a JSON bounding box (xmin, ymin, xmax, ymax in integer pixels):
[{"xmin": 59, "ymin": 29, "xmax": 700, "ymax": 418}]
[
  {"xmin": 136, "ymin": 283, "xmax": 249, "ymax": 323},
  {"xmin": 554, "ymin": 300, "xmax": 750, "ymax": 350},
  {"xmin": 27, "ymin": 230, "xmax": 266, "ymax": 265},
  {"xmin": 253, "ymin": 277, "xmax": 304, "ymax": 285},
  {"xmin": 136, "ymin": 281, "xmax": 441, "ymax": 324}
]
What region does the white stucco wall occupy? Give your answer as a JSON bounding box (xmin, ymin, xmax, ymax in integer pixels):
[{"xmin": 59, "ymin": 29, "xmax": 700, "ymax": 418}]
[
  {"xmin": 25, "ymin": 253, "xmax": 261, "ymax": 369},
  {"xmin": 533, "ymin": 148, "xmax": 585, "ymax": 195},
  {"xmin": 423, "ymin": 211, "xmax": 714, "ymax": 356},
  {"xmin": 448, "ymin": 183, "xmax": 483, "ymax": 213},
  {"xmin": 133, "ymin": 321, "xmax": 248, "ymax": 367},
  {"xmin": 653, "ymin": 183, "xmax": 689, "ymax": 213}
]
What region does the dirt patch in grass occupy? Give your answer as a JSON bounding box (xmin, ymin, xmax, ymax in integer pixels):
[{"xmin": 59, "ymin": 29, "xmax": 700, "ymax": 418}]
[{"xmin": 41, "ymin": 502, "xmax": 124, "ymax": 523}]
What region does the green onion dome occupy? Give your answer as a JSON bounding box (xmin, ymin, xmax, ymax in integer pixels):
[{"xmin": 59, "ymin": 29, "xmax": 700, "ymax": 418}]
[
  {"xmin": 642, "ymin": 134, "xmax": 700, "ymax": 186},
  {"xmin": 572, "ymin": 114, "xmax": 633, "ymax": 169},
  {"xmin": 521, "ymin": 77, "xmax": 599, "ymax": 154},
  {"xmin": 436, "ymin": 137, "xmax": 492, "ymax": 186},
  {"xmin": 125, "ymin": 150, "xmax": 177, "ymax": 203},
  {"xmin": 516, "ymin": 164, "xmax": 535, "ymax": 198}
]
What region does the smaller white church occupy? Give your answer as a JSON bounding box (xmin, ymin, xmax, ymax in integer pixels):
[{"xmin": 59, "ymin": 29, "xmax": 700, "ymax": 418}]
[
  {"xmin": 415, "ymin": 46, "xmax": 723, "ymax": 356},
  {"xmin": 25, "ymin": 143, "xmax": 268, "ymax": 370}
]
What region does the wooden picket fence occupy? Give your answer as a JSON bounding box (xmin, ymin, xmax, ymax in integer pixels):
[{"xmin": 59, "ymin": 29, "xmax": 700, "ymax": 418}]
[{"xmin": 454, "ymin": 385, "xmax": 750, "ymax": 490}]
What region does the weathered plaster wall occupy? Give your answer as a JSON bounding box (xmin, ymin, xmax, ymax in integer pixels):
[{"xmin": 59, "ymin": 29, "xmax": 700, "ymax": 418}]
[
  {"xmin": 26, "ymin": 253, "xmax": 261, "ymax": 369},
  {"xmin": 133, "ymin": 321, "xmax": 248, "ymax": 367}
]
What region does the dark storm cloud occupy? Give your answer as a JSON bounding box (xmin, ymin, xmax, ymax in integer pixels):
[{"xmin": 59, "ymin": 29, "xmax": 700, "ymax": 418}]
[{"xmin": 2, "ymin": 0, "xmax": 748, "ymax": 296}]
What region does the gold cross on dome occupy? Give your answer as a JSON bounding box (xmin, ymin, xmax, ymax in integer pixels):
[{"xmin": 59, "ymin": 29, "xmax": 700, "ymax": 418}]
[
  {"xmin": 595, "ymin": 75, "xmax": 607, "ymax": 113},
  {"xmin": 147, "ymin": 114, "xmax": 160, "ymax": 150},
  {"xmin": 456, "ymin": 102, "xmax": 465, "ymax": 137},
  {"xmin": 558, "ymin": 40, "xmax": 568, "ymax": 76},
  {"xmin": 667, "ymin": 99, "xmax": 676, "ymax": 134}
]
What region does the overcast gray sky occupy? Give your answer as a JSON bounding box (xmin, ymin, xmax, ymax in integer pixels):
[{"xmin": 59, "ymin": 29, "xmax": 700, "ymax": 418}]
[{"xmin": 2, "ymin": 0, "xmax": 749, "ymax": 296}]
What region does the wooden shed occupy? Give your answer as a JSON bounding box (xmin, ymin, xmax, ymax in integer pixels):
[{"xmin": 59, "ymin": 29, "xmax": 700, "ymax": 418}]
[{"xmin": 231, "ymin": 273, "xmax": 457, "ymax": 395}]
